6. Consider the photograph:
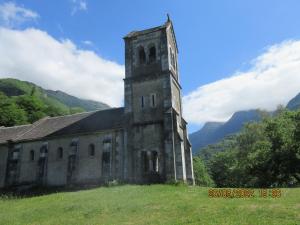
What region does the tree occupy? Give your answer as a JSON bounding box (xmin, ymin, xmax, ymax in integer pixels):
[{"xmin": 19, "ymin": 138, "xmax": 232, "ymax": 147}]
[
  {"xmin": 0, "ymin": 92, "xmax": 27, "ymax": 126},
  {"xmin": 206, "ymin": 110, "xmax": 300, "ymax": 188},
  {"xmin": 193, "ymin": 156, "xmax": 214, "ymax": 186},
  {"xmin": 15, "ymin": 95, "xmax": 46, "ymax": 123}
]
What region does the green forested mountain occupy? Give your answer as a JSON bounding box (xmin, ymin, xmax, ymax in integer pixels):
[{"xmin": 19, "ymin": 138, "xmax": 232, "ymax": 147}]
[
  {"xmin": 0, "ymin": 78, "xmax": 110, "ymax": 127},
  {"xmin": 45, "ymin": 90, "xmax": 109, "ymax": 111},
  {"xmin": 190, "ymin": 110, "xmax": 262, "ymax": 154},
  {"xmin": 190, "ymin": 92, "xmax": 300, "ymax": 154}
]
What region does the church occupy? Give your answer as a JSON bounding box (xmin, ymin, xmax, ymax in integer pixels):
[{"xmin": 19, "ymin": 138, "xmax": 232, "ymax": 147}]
[{"xmin": 0, "ymin": 17, "xmax": 194, "ymax": 189}]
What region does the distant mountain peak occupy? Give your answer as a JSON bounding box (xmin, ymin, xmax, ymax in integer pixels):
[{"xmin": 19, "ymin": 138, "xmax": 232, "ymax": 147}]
[
  {"xmin": 286, "ymin": 93, "xmax": 300, "ymax": 110},
  {"xmin": 190, "ymin": 109, "xmax": 262, "ymax": 154}
]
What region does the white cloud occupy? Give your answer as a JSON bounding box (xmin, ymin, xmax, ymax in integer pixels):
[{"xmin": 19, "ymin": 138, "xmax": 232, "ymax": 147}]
[
  {"xmin": 71, "ymin": 0, "xmax": 87, "ymax": 15},
  {"xmin": 0, "ymin": 27, "xmax": 124, "ymax": 107},
  {"xmin": 183, "ymin": 40, "xmax": 300, "ymax": 125},
  {"xmin": 0, "ymin": 2, "xmax": 39, "ymax": 28},
  {"xmin": 82, "ymin": 40, "xmax": 93, "ymax": 46}
]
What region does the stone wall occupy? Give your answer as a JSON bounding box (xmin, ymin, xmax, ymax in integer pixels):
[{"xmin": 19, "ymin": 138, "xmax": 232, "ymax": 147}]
[{"xmin": 2, "ymin": 129, "xmax": 124, "ymax": 188}]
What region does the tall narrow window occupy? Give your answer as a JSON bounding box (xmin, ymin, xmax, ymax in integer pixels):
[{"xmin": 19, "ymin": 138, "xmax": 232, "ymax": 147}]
[
  {"xmin": 141, "ymin": 96, "xmax": 145, "ymax": 108},
  {"xmin": 150, "ymin": 93, "xmax": 156, "ymax": 108},
  {"xmin": 57, "ymin": 147, "xmax": 63, "ymax": 159},
  {"xmin": 30, "ymin": 150, "xmax": 35, "ymax": 161},
  {"xmin": 89, "ymin": 144, "xmax": 95, "ymax": 157},
  {"xmin": 142, "ymin": 151, "xmax": 149, "ymax": 173},
  {"xmin": 138, "ymin": 47, "xmax": 146, "ymax": 64},
  {"xmin": 149, "ymin": 46, "xmax": 156, "ymax": 63},
  {"xmin": 152, "ymin": 151, "xmax": 158, "ymax": 172}
]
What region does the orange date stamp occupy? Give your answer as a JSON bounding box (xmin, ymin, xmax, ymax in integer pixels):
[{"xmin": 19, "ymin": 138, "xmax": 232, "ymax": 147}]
[{"xmin": 208, "ymin": 188, "xmax": 282, "ymax": 198}]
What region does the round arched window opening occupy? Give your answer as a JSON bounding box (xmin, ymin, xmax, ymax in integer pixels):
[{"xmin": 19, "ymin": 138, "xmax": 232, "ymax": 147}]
[
  {"xmin": 138, "ymin": 46, "xmax": 146, "ymax": 64},
  {"xmin": 149, "ymin": 46, "xmax": 156, "ymax": 63}
]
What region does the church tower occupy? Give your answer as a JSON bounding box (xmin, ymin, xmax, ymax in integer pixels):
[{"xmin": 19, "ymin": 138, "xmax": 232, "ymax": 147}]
[{"xmin": 123, "ymin": 16, "xmax": 194, "ymax": 184}]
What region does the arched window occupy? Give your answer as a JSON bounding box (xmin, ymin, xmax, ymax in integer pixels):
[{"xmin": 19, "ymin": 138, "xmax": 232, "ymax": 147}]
[
  {"xmin": 138, "ymin": 46, "xmax": 146, "ymax": 64},
  {"xmin": 57, "ymin": 147, "xmax": 63, "ymax": 159},
  {"xmin": 152, "ymin": 151, "xmax": 158, "ymax": 172},
  {"xmin": 89, "ymin": 144, "xmax": 95, "ymax": 157},
  {"xmin": 30, "ymin": 150, "xmax": 35, "ymax": 161},
  {"xmin": 149, "ymin": 46, "xmax": 156, "ymax": 63}
]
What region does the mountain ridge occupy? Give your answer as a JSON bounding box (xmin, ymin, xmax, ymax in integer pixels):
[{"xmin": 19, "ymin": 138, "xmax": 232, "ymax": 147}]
[
  {"xmin": 189, "ymin": 92, "xmax": 300, "ymax": 154},
  {"xmin": 0, "ymin": 78, "xmax": 110, "ymax": 112}
]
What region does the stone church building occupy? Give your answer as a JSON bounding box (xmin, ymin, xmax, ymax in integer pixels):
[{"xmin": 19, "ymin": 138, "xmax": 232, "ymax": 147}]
[{"xmin": 0, "ymin": 18, "xmax": 194, "ymax": 189}]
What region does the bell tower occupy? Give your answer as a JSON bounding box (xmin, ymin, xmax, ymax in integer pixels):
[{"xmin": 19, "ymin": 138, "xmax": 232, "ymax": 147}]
[{"xmin": 123, "ymin": 16, "xmax": 194, "ymax": 184}]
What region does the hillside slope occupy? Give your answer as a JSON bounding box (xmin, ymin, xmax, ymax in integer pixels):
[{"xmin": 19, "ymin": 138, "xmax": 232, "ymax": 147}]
[
  {"xmin": 286, "ymin": 93, "xmax": 300, "ymax": 110},
  {"xmin": 190, "ymin": 110, "xmax": 262, "ymax": 154},
  {"xmin": 45, "ymin": 90, "xmax": 109, "ymax": 111},
  {"xmin": 190, "ymin": 91, "xmax": 300, "ymax": 154},
  {"xmin": 0, "ymin": 78, "xmax": 110, "ymax": 127},
  {"xmin": 0, "ymin": 78, "xmax": 109, "ymax": 111}
]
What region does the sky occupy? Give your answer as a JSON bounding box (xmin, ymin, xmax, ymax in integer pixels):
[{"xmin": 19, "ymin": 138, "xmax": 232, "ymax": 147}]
[{"xmin": 1, "ymin": 0, "xmax": 300, "ymax": 133}]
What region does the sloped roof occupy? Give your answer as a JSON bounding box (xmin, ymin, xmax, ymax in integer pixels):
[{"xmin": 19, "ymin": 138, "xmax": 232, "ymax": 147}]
[
  {"xmin": 0, "ymin": 124, "xmax": 32, "ymax": 144},
  {"xmin": 0, "ymin": 107, "xmax": 124, "ymax": 144},
  {"xmin": 48, "ymin": 107, "xmax": 124, "ymax": 137}
]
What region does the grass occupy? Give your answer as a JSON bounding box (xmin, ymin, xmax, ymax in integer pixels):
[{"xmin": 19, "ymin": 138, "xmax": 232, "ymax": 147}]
[{"xmin": 0, "ymin": 185, "xmax": 299, "ymax": 225}]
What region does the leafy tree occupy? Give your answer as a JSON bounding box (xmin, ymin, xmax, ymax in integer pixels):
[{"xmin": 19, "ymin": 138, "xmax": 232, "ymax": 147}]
[
  {"xmin": 0, "ymin": 92, "xmax": 27, "ymax": 126},
  {"xmin": 193, "ymin": 156, "xmax": 214, "ymax": 186},
  {"xmin": 206, "ymin": 110, "xmax": 300, "ymax": 187},
  {"xmin": 15, "ymin": 95, "xmax": 46, "ymax": 123}
]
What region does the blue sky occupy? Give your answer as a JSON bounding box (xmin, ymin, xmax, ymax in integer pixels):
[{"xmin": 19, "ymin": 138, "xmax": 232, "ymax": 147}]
[{"xmin": 1, "ymin": 0, "xmax": 300, "ymax": 132}]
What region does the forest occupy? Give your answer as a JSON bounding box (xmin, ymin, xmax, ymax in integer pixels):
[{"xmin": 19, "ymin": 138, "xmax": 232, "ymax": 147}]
[{"xmin": 193, "ymin": 108, "xmax": 300, "ymax": 188}]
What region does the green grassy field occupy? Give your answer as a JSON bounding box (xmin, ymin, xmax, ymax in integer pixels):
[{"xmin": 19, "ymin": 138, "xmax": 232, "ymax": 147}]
[{"xmin": 0, "ymin": 185, "xmax": 299, "ymax": 225}]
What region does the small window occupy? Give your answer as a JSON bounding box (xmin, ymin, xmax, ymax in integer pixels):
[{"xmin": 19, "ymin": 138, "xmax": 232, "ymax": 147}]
[
  {"xmin": 149, "ymin": 46, "xmax": 156, "ymax": 63},
  {"xmin": 150, "ymin": 93, "xmax": 156, "ymax": 108},
  {"xmin": 89, "ymin": 144, "xmax": 95, "ymax": 157},
  {"xmin": 141, "ymin": 96, "xmax": 145, "ymax": 108},
  {"xmin": 138, "ymin": 47, "xmax": 146, "ymax": 64},
  {"xmin": 30, "ymin": 150, "xmax": 35, "ymax": 161},
  {"xmin": 57, "ymin": 147, "xmax": 63, "ymax": 159}
]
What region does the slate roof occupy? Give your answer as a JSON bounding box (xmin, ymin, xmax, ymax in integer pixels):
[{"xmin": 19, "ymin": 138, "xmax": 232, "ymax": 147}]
[
  {"xmin": 0, "ymin": 107, "xmax": 124, "ymax": 144},
  {"xmin": 0, "ymin": 124, "xmax": 32, "ymax": 144}
]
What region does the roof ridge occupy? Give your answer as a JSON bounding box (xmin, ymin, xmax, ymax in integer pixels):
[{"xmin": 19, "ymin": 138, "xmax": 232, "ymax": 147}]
[
  {"xmin": 0, "ymin": 124, "xmax": 32, "ymax": 130},
  {"xmin": 45, "ymin": 111, "xmax": 95, "ymax": 120}
]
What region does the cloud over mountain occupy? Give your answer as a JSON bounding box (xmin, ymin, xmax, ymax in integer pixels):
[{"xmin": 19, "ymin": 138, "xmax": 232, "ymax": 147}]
[
  {"xmin": 183, "ymin": 40, "xmax": 300, "ymax": 124},
  {"xmin": 0, "ymin": 27, "xmax": 124, "ymax": 107}
]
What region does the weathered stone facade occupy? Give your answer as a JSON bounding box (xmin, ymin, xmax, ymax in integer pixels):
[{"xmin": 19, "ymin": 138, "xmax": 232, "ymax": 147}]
[{"xmin": 0, "ymin": 18, "xmax": 194, "ymax": 189}]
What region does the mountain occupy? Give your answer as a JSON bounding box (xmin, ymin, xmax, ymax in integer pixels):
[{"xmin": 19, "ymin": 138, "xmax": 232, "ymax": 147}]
[
  {"xmin": 189, "ymin": 110, "xmax": 262, "ymax": 154},
  {"xmin": 45, "ymin": 90, "xmax": 109, "ymax": 111},
  {"xmin": 190, "ymin": 91, "xmax": 300, "ymax": 154},
  {"xmin": 286, "ymin": 93, "xmax": 300, "ymax": 110},
  {"xmin": 189, "ymin": 122, "xmax": 224, "ymax": 153},
  {"xmin": 0, "ymin": 78, "xmax": 109, "ymax": 112}
]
